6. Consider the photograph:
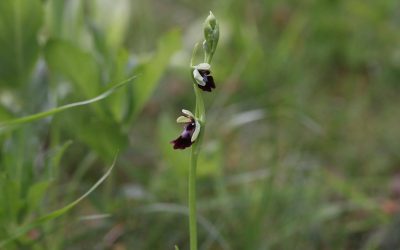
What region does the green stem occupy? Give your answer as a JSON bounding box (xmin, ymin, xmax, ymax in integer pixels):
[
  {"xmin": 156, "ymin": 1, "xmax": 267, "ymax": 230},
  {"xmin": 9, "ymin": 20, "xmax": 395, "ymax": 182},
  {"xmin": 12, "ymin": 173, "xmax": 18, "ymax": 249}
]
[
  {"xmin": 188, "ymin": 36, "xmax": 214, "ymax": 250},
  {"xmin": 188, "ymin": 83, "xmax": 205, "ymax": 250},
  {"xmin": 189, "ymin": 146, "xmax": 198, "ymax": 250}
]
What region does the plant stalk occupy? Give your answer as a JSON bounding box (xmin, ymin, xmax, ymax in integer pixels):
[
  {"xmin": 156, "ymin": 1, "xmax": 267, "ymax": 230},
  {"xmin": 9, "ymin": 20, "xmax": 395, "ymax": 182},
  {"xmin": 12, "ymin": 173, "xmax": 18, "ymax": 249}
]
[
  {"xmin": 188, "ymin": 77, "xmax": 205, "ymax": 250},
  {"xmin": 188, "ymin": 16, "xmax": 215, "ymax": 246},
  {"xmin": 189, "ymin": 146, "xmax": 198, "ymax": 250}
]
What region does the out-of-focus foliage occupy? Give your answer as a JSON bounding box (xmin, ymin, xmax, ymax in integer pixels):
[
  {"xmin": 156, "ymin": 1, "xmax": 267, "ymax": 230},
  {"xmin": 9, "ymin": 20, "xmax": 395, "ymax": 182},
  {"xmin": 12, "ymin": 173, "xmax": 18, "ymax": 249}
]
[
  {"xmin": 0, "ymin": 0, "xmax": 43, "ymax": 87},
  {"xmin": 1, "ymin": 0, "xmax": 400, "ymax": 249}
]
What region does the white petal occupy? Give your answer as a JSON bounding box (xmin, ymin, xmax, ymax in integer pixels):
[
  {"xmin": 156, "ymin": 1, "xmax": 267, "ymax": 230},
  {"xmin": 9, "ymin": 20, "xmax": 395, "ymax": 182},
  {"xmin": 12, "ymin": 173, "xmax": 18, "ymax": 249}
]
[
  {"xmin": 195, "ymin": 63, "xmax": 211, "ymax": 70},
  {"xmin": 176, "ymin": 116, "xmax": 191, "ymax": 123},
  {"xmin": 193, "ymin": 69, "xmax": 206, "ymax": 86},
  {"xmin": 191, "ymin": 120, "xmax": 201, "ymax": 142},
  {"xmin": 182, "ymin": 109, "xmax": 194, "ymax": 118}
]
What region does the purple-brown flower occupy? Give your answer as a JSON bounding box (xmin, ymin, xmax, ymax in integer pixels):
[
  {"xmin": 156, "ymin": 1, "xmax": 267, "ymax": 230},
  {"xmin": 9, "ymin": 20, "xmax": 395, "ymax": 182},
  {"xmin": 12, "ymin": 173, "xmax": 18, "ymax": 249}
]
[
  {"xmin": 171, "ymin": 109, "xmax": 201, "ymax": 150},
  {"xmin": 193, "ymin": 63, "xmax": 216, "ymax": 92}
]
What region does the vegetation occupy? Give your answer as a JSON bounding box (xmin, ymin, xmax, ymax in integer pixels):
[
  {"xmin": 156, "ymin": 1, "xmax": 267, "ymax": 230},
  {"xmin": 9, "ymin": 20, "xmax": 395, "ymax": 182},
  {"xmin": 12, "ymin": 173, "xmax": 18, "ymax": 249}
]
[{"xmin": 1, "ymin": 0, "xmax": 400, "ymax": 249}]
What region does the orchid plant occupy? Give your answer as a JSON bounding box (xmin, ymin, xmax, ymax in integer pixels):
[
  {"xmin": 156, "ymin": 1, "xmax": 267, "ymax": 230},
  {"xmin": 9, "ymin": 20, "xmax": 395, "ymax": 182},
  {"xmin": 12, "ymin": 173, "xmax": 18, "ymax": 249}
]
[{"xmin": 171, "ymin": 11, "xmax": 219, "ymax": 250}]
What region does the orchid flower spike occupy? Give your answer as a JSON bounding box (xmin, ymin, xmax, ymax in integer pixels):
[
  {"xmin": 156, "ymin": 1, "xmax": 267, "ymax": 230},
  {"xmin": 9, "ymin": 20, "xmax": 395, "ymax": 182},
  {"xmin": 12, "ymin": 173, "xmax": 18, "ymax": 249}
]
[
  {"xmin": 192, "ymin": 63, "xmax": 216, "ymax": 92},
  {"xmin": 171, "ymin": 109, "xmax": 201, "ymax": 150}
]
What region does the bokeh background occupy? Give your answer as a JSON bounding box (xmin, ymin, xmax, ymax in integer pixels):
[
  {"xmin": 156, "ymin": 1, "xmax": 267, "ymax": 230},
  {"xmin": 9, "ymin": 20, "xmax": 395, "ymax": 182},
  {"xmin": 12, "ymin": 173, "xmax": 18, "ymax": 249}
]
[{"xmin": 1, "ymin": 0, "xmax": 400, "ymax": 249}]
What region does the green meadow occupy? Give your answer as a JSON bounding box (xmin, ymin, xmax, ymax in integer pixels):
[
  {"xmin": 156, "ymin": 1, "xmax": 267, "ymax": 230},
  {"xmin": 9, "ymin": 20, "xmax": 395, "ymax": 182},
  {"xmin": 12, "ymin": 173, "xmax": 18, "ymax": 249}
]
[{"xmin": 1, "ymin": 0, "xmax": 400, "ymax": 249}]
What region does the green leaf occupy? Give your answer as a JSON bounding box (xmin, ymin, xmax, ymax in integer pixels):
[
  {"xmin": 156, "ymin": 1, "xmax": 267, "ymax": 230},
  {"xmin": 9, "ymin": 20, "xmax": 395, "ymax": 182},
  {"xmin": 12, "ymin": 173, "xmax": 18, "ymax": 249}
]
[
  {"xmin": 91, "ymin": 0, "xmax": 130, "ymax": 51},
  {"xmin": 108, "ymin": 48, "xmax": 132, "ymax": 123},
  {"xmin": 44, "ymin": 39, "xmax": 100, "ymax": 98},
  {"xmin": 39, "ymin": 155, "xmax": 117, "ymax": 222},
  {"xmin": 63, "ymin": 112, "xmax": 128, "ymax": 160},
  {"xmin": 46, "ymin": 0, "xmax": 65, "ymax": 38},
  {"xmin": 0, "ymin": 76, "xmax": 136, "ymax": 130},
  {"xmin": 0, "ymin": 0, "xmax": 43, "ymax": 87},
  {"xmin": 47, "ymin": 140, "xmax": 73, "ymax": 179},
  {"xmin": 0, "ymin": 154, "xmax": 118, "ymax": 248},
  {"xmin": 0, "ymin": 104, "xmax": 13, "ymax": 121},
  {"xmin": 0, "ymin": 178, "xmax": 21, "ymax": 224},
  {"xmin": 26, "ymin": 181, "xmax": 51, "ymax": 212},
  {"xmin": 132, "ymin": 29, "xmax": 181, "ymax": 117}
]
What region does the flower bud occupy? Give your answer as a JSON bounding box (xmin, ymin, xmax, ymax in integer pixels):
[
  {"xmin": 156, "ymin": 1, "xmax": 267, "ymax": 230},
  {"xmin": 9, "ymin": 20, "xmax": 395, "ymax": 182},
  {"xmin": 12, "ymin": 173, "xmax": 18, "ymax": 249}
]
[
  {"xmin": 205, "ymin": 11, "xmax": 217, "ymax": 29},
  {"xmin": 203, "ymin": 11, "xmax": 219, "ymax": 62}
]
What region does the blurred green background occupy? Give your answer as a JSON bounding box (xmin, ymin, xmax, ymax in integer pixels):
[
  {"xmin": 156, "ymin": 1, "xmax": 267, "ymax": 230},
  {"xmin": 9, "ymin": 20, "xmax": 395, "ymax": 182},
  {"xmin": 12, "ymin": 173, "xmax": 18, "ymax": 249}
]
[{"xmin": 1, "ymin": 0, "xmax": 400, "ymax": 249}]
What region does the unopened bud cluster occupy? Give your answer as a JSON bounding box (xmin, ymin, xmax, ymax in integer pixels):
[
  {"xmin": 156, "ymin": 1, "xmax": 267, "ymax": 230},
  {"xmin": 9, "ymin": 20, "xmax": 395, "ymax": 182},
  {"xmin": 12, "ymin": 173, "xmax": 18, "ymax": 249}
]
[{"xmin": 203, "ymin": 11, "xmax": 219, "ymax": 62}]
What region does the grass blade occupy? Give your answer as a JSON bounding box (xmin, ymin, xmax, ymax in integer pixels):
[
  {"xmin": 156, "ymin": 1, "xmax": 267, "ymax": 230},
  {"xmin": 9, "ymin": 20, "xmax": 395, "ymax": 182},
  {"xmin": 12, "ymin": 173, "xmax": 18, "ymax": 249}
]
[
  {"xmin": 0, "ymin": 153, "xmax": 118, "ymax": 248},
  {"xmin": 0, "ymin": 76, "xmax": 136, "ymax": 129}
]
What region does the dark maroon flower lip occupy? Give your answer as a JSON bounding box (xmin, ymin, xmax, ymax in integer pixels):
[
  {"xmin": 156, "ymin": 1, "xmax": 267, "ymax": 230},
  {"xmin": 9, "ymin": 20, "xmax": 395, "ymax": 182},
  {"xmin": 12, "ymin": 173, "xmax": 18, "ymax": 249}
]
[
  {"xmin": 171, "ymin": 110, "xmax": 201, "ymax": 150},
  {"xmin": 193, "ymin": 63, "xmax": 216, "ymax": 92},
  {"xmin": 197, "ymin": 70, "xmax": 215, "ymax": 92},
  {"xmin": 171, "ymin": 122, "xmax": 196, "ymax": 149}
]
